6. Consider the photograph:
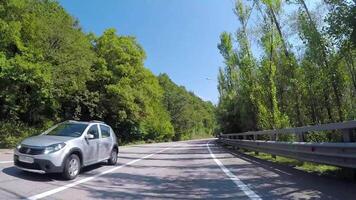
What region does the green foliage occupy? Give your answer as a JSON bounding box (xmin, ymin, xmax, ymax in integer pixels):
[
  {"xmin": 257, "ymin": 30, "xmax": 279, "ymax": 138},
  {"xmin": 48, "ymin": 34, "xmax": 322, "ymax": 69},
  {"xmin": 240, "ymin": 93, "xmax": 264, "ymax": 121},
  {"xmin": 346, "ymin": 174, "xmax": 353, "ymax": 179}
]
[
  {"xmin": 158, "ymin": 74, "xmax": 216, "ymax": 140},
  {"xmin": 324, "ymin": 0, "xmax": 356, "ymax": 46},
  {"xmin": 0, "ymin": 0, "xmax": 216, "ymax": 146},
  {"xmin": 0, "ymin": 121, "xmax": 41, "ymax": 148},
  {"xmin": 244, "ymin": 151, "xmax": 341, "ymax": 178},
  {"xmin": 217, "ymin": 0, "xmax": 355, "ymax": 136},
  {"xmin": 0, "ymin": 53, "xmax": 55, "ymax": 124}
]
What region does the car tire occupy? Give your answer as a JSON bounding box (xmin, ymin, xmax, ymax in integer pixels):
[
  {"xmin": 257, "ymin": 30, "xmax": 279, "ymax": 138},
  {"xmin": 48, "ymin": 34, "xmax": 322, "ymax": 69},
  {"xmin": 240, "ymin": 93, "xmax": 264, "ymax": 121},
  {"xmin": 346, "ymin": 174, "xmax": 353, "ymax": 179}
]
[
  {"xmin": 62, "ymin": 154, "xmax": 80, "ymax": 180},
  {"xmin": 107, "ymin": 148, "xmax": 118, "ymax": 165}
]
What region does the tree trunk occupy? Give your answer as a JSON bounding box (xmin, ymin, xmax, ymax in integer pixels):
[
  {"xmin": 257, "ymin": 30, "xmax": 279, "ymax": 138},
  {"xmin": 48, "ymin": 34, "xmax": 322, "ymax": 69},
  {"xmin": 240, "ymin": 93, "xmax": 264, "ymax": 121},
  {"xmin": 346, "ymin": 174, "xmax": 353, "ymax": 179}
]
[{"xmin": 268, "ymin": 6, "xmax": 290, "ymax": 59}]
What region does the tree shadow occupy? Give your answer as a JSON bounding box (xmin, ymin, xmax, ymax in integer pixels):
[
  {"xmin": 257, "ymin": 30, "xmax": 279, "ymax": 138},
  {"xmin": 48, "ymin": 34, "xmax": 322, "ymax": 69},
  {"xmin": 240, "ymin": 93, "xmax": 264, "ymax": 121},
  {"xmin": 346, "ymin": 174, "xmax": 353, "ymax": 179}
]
[
  {"xmin": 212, "ymin": 143, "xmax": 356, "ymax": 200},
  {"xmin": 74, "ymin": 171, "xmax": 249, "ymax": 200},
  {"xmin": 2, "ymin": 167, "xmax": 60, "ymax": 182},
  {"xmin": 2, "ymin": 163, "xmax": 106, "ymax": 182}
]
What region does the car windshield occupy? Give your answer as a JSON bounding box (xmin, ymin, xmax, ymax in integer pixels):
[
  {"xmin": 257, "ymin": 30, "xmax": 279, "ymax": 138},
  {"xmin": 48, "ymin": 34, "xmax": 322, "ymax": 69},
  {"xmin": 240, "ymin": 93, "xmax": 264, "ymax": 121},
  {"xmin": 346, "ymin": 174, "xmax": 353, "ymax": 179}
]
[{"xmin": 45, "ymin": 123, "xmax": 88, "ymax": 137}]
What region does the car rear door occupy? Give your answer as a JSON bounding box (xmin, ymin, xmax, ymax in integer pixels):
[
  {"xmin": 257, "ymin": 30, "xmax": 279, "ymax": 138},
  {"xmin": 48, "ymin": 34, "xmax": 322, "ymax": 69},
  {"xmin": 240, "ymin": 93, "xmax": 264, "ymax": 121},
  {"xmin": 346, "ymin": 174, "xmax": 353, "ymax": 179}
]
[
  {"xmin": 99, "ymin": 124, "xmax": 112, "ymax": 160},
  {"xmin": 83, "ymin": 124, "xmax": 100, "ymax": 165}
]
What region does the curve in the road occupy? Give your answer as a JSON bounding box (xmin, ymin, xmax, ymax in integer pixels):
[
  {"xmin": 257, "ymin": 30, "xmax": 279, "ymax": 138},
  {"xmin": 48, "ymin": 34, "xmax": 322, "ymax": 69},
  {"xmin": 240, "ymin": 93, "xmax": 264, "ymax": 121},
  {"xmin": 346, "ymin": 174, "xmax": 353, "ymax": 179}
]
[
  {"xmin": 28, "ymin": 140, "xmax": 262, "ymax": 200},
  {"xmin": 27, "ymin": 140, "xmax": 260, "ymax": 200}
]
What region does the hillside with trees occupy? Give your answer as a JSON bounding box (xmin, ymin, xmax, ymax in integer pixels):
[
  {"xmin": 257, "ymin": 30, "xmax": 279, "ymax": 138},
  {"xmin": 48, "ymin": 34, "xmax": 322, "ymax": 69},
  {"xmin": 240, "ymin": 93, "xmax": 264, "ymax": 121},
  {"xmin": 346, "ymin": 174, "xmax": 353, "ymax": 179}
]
[
  {"xmin": 217, "ymin": 0, "xmax": 355, "ymax": 135},
  {"xmin": 158, "ymin": 74, "xmax": 216, "ymax": 141},
  {"xmin": 0, "ymin": 0, "xmax": 216, "ymax": 146}
]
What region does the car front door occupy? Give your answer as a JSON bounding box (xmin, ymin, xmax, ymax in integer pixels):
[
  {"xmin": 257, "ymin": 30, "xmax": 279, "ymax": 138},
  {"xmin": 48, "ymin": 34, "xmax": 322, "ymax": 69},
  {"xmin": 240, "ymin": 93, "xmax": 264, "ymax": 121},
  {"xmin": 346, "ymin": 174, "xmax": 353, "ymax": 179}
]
[
  {"xmin": 99, "ymin": 125, "xmax": 112, "ymax": 160},
  {"xmin": 83, "ymin": 124, "xmax": 100, "ymax": 165}
]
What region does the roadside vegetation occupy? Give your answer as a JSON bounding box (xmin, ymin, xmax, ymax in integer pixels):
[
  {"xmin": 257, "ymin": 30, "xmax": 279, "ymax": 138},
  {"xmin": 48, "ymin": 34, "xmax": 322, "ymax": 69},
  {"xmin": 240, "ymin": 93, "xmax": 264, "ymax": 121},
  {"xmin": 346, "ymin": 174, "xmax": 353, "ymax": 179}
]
[
  {"xmin": 0, "ymin": 0, "xmax": 216, "ymax": 147},
  {"xmin": 241, "ymin": 151, "xmax": 348, "ymax": 179},
  {"xmin": 216, "ymin": 0, "xmax": 355, "ymax": 178},
  {"xmin": 217, "ymin": 0, "xmax": 355, "ymax": 136}
]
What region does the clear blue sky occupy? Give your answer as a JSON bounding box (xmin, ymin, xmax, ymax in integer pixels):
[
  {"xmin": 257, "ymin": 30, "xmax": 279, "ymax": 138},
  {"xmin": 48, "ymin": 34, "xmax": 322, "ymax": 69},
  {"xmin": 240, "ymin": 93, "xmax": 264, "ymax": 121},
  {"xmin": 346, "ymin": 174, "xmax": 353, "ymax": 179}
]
[{"xmin": 58, "ymin": 0, "xmax": 238, "ymax": 104}]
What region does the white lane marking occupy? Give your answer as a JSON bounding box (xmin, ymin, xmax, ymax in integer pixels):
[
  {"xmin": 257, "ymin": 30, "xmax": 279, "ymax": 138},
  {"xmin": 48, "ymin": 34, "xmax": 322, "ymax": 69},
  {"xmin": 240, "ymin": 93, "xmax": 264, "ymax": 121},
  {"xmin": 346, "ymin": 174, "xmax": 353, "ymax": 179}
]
[
  {"xmin": 0, "ymin": 161, "xmax": 13, "ymax": 164},
  {"xmin": 27, "ymin": 146, "xmax": 174, "ymax": 200},
  {"xmin": 207, "ymin": 140, "xmax": 262, "ymax": 200}
]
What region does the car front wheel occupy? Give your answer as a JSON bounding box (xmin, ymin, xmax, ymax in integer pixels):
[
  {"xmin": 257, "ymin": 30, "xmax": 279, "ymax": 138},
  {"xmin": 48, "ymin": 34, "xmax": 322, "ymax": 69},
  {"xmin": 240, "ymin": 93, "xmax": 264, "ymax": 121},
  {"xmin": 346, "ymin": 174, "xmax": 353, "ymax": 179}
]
[
  {"xmin": 107, "ymin": 148, "xmax": 118, "ymax": 165},
  {"xmin": 62, "ymin": 154, "xmax": 80, "ymax": 180}
]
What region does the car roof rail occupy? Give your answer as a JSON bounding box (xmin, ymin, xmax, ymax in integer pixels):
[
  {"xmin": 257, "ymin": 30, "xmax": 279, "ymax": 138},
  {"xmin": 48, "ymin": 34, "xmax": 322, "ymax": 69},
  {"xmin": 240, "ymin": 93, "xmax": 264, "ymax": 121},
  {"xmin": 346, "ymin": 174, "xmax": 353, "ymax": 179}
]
[{"xmin": 90, "ymin": 120, "xmax": 106, "ymax": 124}]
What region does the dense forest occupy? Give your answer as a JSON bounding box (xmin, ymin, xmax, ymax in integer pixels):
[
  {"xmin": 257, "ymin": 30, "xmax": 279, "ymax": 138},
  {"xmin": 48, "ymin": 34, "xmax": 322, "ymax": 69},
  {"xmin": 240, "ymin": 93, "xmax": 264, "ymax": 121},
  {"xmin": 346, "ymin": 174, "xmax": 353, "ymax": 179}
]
[
  {"xmin": 0, "ymin": 0, "xmax": 216, "ymax": 146},
  {"xmin": 217, "ymin": 0, "xmax": 355, "ymax": 134}
]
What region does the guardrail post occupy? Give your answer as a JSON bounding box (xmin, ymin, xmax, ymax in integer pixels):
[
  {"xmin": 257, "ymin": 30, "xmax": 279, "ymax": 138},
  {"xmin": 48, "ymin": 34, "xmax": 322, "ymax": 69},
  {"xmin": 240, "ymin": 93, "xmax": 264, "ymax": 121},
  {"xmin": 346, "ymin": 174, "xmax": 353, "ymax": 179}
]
[
  {"xmin": 253, "ymin": 135, "xmax": 259, "ymax": 155},
  {"xmin": 270, "ymin": 134, "xmax": 276, "ymax": 159},
  {"xmin": 232, "ymin": 136, "xmax": 237, "ymax": 150},
  {"xmin": 235, "ymin": 135, "xmax": 240, "ymax": 150},
  {"xmin": 342, "ymin": 129, "xmax": 353, "ymax": 142},
  {"xmin": 240, "ymin": 135, "xmax": 248, "ymax": 152},
  {"xmin": 297, "ymin": 132, "xmax": 305, "ymax": 142},
  {"xmin": 341, "ymin": 128, "xmax": 356, "ymax": 180}
]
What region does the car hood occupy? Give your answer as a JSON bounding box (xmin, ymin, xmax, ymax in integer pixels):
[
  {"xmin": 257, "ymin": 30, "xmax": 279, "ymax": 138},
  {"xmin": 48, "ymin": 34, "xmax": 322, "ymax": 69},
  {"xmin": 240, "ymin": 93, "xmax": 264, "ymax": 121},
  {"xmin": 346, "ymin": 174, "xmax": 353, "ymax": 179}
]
[{"xmin": 21, "ymin": 135, "xmax": 73, "ymax": 147}]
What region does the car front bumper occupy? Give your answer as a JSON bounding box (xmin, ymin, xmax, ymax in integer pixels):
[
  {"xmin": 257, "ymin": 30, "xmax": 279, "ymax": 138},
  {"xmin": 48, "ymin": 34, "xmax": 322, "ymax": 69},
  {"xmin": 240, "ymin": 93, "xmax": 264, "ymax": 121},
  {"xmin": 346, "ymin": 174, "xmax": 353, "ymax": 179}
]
[
  {"xmin": 14, "ymin": 154, "xmax": 64, "ymax": 173},
  {"xmin": 13, "ymin": 149, "xmax": 65, "ymax": 173}
]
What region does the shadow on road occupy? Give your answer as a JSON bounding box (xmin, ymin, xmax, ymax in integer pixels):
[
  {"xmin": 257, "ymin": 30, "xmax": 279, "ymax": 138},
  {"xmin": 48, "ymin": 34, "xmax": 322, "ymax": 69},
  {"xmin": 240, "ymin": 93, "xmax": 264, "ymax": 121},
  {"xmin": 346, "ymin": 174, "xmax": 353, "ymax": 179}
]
[
  {"xmin": 80, "ymin": 140, "xmax": 356, "ymax": 200},
  {"xmin": 56, "ymin": 140, "xmax": 251, "ymax": 199},
  {"xmin": 212, "ymin": 142, "xmax": 356, "ymax": 200},
  {"xmin": 2, "ymin": 163, "xmax": 106, "ymax": 182},
  {"xmin": 1, "ymin": 139, "xmax": 355, "ymax": 199},
  {"xmin": 78, "ymin": 171, "xmax": 248, "ymax": 200},
  {"xmin": 2, "ymin": 167, "xmax": 59, "ymax": 182}
]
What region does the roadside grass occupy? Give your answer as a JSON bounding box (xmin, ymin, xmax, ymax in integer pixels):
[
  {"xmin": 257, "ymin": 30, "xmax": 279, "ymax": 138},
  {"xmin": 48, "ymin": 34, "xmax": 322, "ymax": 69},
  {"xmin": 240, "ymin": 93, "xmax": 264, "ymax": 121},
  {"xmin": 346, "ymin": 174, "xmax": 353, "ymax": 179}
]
[{"xmin": 241, "ymin": 150, "xmax": 345, "ymax": 179}]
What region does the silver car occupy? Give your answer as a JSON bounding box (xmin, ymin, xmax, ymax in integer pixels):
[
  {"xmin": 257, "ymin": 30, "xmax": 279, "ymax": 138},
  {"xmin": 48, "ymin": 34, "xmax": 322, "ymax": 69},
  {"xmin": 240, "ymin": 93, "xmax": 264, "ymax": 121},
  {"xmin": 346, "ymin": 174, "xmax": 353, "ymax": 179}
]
[{"xmin": 14, "ymin": 120, "xmax": 119, "ymax": 180}]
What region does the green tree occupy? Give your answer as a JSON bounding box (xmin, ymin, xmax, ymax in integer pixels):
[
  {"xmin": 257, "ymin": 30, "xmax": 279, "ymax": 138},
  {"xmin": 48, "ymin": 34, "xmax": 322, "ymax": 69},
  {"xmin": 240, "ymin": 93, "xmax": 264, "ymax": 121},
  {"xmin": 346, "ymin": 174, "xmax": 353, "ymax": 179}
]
[
  {"xmin": 217, "ymin": 0, "xmax": 355, "ymax": 136},
  {"xmin": 158, "ymin": 74, "xmax": 216, "ymax": 140},
  {"xmin": 92, "ymin": 29, "xmax": 174, "ymax": 142},
  {"xmin": 1, "ymin": 0, "xmax": 218, "ymax": 146}
]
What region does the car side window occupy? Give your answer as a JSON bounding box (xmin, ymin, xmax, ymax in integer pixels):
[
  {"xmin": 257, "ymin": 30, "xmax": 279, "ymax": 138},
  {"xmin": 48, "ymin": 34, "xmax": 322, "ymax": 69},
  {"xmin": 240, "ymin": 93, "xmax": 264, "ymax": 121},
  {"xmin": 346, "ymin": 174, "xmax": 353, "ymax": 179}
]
[
  {"xmin": 87, "ymin": 125, "xmax": 99, "ymax": 139},
  {"xmin": 100, "ymin": 125, "xmax": 110, "ymax": 138}
]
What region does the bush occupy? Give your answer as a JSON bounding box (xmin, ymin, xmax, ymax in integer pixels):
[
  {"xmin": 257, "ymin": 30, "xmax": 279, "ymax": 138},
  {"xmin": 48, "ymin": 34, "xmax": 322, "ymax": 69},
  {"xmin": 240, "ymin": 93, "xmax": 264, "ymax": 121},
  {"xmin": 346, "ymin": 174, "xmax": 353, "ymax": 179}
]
[{"xmin": 0, "ymin": 121, "xmax": 43, "ymax": 148}]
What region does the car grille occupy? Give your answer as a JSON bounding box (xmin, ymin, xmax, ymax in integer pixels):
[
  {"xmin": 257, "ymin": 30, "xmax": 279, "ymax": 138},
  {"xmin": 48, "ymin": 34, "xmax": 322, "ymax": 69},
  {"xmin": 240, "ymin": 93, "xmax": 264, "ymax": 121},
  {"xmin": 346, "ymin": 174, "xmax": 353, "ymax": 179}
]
[
  {"xmin": 14, "ymin": 159, "xmax": 41, "ymax": 170},
  {"xmin": 19, "ymin": 146, "xmax": 44, "ymax": 155}
]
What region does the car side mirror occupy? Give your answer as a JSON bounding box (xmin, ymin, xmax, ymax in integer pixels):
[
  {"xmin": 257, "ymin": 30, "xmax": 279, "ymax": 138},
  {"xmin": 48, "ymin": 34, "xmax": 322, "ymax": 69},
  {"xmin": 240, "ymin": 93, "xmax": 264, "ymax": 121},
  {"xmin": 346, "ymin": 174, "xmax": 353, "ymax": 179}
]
[{"xmin": 86, "ymin": 133, "xmax": 95, "ymax": 139}]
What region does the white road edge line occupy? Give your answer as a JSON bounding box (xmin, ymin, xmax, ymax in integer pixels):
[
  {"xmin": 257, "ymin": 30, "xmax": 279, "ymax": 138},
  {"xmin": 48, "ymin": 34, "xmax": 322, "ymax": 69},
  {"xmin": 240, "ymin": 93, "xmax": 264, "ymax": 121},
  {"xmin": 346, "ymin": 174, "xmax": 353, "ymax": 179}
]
[
  {"xmin": 27, "ymin": 146, "xmax": 175, "ymax": 200},
  {"xmin": 207, "ymin": 140, "xmax": 262, "ymax": 200},
  {"xmin": 0, "ymin": 161, "xmax": 13, "ymax": 164}
]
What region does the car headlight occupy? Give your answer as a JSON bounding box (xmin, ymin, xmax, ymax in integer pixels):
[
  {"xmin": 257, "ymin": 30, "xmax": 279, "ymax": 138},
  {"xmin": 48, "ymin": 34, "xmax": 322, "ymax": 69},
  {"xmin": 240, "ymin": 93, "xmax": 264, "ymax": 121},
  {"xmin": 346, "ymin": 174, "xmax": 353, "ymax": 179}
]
[
  {"xmin": 16, "ymin": 143, "xmax": 22, "ymax": 150},
  {"xmin": 44, "ymin": 143, "xmax": 66, "ymax": 154}
]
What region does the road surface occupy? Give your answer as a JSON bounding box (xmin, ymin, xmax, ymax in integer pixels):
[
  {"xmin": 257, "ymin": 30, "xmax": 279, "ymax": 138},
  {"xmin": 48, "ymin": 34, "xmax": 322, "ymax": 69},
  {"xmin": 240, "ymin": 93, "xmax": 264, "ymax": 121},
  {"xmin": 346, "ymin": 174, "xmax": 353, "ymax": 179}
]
[{"xmin": 0, "ymin": 139, "xmax": 355, "ymax": 199}]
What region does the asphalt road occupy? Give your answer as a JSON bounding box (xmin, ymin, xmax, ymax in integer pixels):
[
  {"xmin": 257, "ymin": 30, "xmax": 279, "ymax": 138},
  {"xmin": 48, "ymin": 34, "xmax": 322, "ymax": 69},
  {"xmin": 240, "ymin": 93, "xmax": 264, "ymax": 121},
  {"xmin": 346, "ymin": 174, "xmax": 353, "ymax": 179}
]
[{"xmin": 0, "ymin": 139, "xmax": 356, "ymax": 199}]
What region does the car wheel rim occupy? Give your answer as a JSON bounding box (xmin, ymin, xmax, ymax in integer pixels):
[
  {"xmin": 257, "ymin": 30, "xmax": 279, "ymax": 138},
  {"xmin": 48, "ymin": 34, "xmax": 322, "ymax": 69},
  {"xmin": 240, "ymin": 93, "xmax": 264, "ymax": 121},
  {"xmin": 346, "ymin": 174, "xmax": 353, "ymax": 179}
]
[
  {"xmin": 112, "ymin": 151, "xmax": 117, "ymax": 163},
  {"xmin": 68, "ymin": 158, "xmax": 79, "ymax": 176}
]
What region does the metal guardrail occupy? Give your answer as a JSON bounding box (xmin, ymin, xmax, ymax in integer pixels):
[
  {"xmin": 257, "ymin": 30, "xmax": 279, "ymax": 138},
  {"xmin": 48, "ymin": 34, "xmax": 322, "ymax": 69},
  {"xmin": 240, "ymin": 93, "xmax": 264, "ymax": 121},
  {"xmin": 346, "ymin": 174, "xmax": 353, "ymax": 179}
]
[{"xmin": 218, "ymin": 120, "xmax": 356, "ymax": 169}]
